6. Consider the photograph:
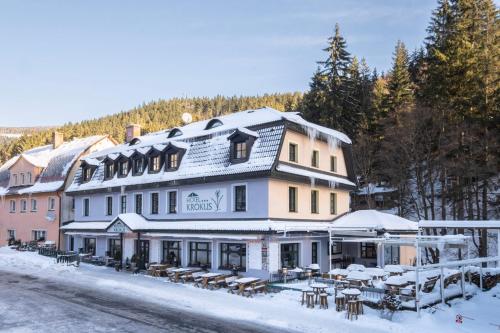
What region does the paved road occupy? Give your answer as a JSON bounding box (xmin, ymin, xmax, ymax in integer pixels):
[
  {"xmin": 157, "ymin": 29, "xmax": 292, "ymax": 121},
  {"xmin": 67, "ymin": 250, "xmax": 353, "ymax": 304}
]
[{"xmin": 0, "ymin": 270, "xmax": 294, "ymax": 333}]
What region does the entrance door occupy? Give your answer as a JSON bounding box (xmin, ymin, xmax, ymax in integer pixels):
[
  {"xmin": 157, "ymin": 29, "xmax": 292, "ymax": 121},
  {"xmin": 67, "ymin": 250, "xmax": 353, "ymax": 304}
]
[{"xmin": 134, "ymin": 240, "xmax": 150, "ymax": 267}]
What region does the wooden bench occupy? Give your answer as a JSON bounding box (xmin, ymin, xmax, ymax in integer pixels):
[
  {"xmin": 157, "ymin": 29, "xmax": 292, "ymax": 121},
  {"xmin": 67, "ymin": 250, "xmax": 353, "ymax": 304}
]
[
  {"xmin": 242, "ymin": 281, "xmax": 268, "ymax": 297},
  {"xmin": 207, "ymin": 275, "xmax": 228, "ymax": 290}
]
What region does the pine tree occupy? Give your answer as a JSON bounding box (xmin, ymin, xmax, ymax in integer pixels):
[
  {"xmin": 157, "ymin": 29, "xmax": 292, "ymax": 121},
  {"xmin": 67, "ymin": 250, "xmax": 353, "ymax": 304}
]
[{"xmin": 386, "ymin": 41, "xmax": 414, "ymax": 125}]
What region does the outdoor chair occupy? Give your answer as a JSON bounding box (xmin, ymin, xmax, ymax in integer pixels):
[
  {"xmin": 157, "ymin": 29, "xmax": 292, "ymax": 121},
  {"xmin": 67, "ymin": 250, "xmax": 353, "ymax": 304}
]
[{"xmin": 319, "ymin": 293, "xmax": 329, "ymax": 309}]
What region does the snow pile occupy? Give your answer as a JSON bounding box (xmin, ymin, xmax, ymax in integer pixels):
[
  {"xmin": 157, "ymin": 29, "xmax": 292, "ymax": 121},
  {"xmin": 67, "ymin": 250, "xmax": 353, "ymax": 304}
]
[
  {"xmin": 1, "ymin": 247, "xmax": 499, "ymax": 333},
  {"xmin": 333, "ymin": 210, "xmax": 418, "ymax": 231}
]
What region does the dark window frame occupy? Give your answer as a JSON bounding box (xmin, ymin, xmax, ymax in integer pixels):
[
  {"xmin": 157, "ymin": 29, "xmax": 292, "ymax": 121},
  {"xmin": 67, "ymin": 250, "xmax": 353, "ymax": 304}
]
[
  {"xmin": 360, "ymin": 242, "xmax": 377, "ymax": 259},
  {"xmin": 163, "ymin": 241, "xmax": 181, "ymax": 266},
  {"xmin": 330, "ymin": 155, "xmax": 337, "ymax": 172},
  {"xmin": 104, "ymin": 162, "xmax": 115, "ymax": 179},
  {"xmin": 189, "ymin": 242, "xmax": 211, "ymax": 267},
  {"xmin": 106, "ymin": 196, "xmax": 113, "ymax": 216},
  {"xmin": 288, "ymin": 186, "xmax": 297, "ymax": 212},
  {"xmin": 289, "ymin": 143, "xmax": 297, "ymax": 162},
  {"xmin": 311, "ymin": 190, "xmax": 319, "ymax": 214},
  {"xmin": 330, "ymin": 192, "xmax": 337, "ymax": 215},
  {"xmin": 83, "ymin": 198, "xmax": 90, "ymax": 217},
  {"xmin": 83, "ymin": 237, "xmax": 96, "ymax": 255},
  {"xmin": 311, "ymin": 150, "xmax": 319, "ymax": 168},
  {"xmin": 150, "ymin": 192, "xmax": 159, "ymax": 215},
  {"xmin": 280, "ymin": 243, "xmax": 300, "ymax": 269},
  {"xmin": 108, "ymin": 239, "xmax": 122, "ymax": 260},
  {"xmin": 234, "ymin": 185, "xmax": 246, "ymax": 212},
  {"xmin": 135, "ymin": 194, "xmax": 143, "ymax": 215},
  {"xmin": 120, "ymin": 195, "xmax": 127, "ymax": 214},
  {"xmin": 168, "ymin": 191, "xmax": 177, "ymax": 214},
  {"xmin": 148, "ymin": 154, "xmax": 162, "ymax": 173},
  {"xmin": 219, "ymin": 243, "xmax": 246, "ymax": 271},
  {"xmin": 311, "ymin": 242, "xmax": 318, "ymax": 264}
]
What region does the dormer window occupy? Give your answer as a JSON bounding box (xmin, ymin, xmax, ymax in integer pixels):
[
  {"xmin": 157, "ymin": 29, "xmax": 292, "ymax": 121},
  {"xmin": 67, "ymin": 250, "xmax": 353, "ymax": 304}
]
[
  {"xmin": 168, "ymin": 128, "xmax": 183, "ymax": 138},
  {"xmin": 82, "ymin": 167, "xmax": 93, "ymax": 182},
  {"xmin": 227, "ymin": 128, "xmax": 258, "ymax": 164},
  {"xmin": 167, "ymin": 153, "xmax": 178, "ymax": 170},
  {"xmin": 104, "ymin": 162, "xmax": 115, "ymax": 180},
  {"xmin": 118, "ymin": 160, "xmax": 129, "ymax": 177},
  {"xmin": 205, "ymin": 118, "xmax": 223, "ymax": 130},
  {"xmin": 133, "ymin": 157, "xmax": 144, "ymax": 175},
  {"xmin": 149, "ymin": 155, "xmax": 161, "ymax": 173},
  {"xmin": 234, "ymin": 142, "xmax": 247, "ymax": 159}
]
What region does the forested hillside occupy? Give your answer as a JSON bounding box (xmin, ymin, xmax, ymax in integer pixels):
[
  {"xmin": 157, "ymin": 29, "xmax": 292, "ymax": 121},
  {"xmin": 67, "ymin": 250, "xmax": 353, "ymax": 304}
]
[
  {"xmin": 0, "ymin": 93, "xmax": 302, "ymax": 164},
  {"xmin": 299, "ymin": 0, "xmax": 498, "ymax": 258}
]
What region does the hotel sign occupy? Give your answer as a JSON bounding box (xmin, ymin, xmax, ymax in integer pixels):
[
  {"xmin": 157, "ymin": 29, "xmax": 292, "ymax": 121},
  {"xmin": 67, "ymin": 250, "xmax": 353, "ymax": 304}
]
[
  {"xmin": 108, "ymin": 220, "xmax": 130, "ymax": 233},
  {"xmin": 182, "ymin": 189, "xmax": 227, "ymax": 213}
]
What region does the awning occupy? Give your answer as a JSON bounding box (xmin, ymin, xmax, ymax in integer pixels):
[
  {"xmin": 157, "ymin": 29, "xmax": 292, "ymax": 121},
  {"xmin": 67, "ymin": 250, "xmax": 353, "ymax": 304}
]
[{"xmin": 142, "ymin": 233, "xmax": 262, "ymax": 240}]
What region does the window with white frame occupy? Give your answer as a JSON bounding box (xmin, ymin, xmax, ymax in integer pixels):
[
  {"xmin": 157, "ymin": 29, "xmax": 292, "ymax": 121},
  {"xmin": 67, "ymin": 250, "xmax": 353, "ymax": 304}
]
[
  {"xmin": 20, "ymin": 199, "xmax": 27, "ymax": 212},
  {"xmin": 13, "ymin": 174, "xmax": 17, "ymax": 185},
  {"xmin": 48, "ymin": 197, "xmax": 56, "ymax": 211},
  {"xmin": 32, "ymin": 230, "xmax": 46, "ymax": 241},
  {"xmin": 289, "ymin": 143, "xmax": 298, "ymax": 162},
  {"xmin": 21, "ymin": 173, "xmax": 25, "ymax": 185},
  {"xmin": 330, "ymin": 192, "xmax": 337, "ymax": 215},
  {"xmin": 31, "ymin": 198, "xmax": 37, "ymax": 212},
  {"xmin": 7, "ymin": 229, "xmax": 16, "ymax": 240},
  {"xmin": 330, "ymin": 155, "xmax": 337, "ymax": 172},
  {"xmin": 27, "ymin": 172, "xmax": 32, "ymax": 183},
  {"xmin": 9, "ymin": 200, "xmax": 16, "ymax": 213},
  {"xmin": 311, "ymin": 150, "xmax": 319, "ymax": 168}
]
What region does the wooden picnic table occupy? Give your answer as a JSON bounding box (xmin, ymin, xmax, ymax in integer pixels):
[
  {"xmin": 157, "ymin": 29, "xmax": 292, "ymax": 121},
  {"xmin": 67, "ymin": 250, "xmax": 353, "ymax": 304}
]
[
  {"xmin": 310, "ymin": 283, "xmax": 328, "ymax": 303},
  {"xmin": 149, "ymin": 264, "xmax": 170, "ymax": 277},
  {"xmin": 171, "ymin": 268, "xmax": 195, "ymax": 282},
  {"xmin": 234, "ymin": 277, "xmax": 260, "ymax": 295},
  {"xmin": 200, "ymin": 272, "xmax": 223, "ymax": 288}
]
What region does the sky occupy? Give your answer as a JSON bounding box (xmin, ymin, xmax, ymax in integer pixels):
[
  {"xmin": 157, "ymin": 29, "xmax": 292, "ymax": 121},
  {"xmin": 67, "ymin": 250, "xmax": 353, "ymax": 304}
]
[{"xmin": 0, "ymin": 0, "xmax": 437, "ymax": 127}]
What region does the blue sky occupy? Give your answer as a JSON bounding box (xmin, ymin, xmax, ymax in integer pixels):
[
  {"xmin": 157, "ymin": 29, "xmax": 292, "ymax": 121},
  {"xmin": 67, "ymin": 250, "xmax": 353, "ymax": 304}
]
[{"xmin": 0, "ymin": 0, "xmax": 436, "ymax": 126}]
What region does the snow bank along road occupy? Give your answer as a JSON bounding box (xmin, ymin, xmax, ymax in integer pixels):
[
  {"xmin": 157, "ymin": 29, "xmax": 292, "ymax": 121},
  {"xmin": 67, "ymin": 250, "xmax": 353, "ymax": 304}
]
[{"xmin": 0, "ymin": 270, "xmax": 292, "ymax": 333}]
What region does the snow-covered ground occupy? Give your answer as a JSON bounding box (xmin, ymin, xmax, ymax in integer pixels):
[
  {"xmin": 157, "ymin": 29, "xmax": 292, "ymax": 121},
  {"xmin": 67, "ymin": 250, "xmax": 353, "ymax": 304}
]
[{"xmin": 0, "ymin": 247, "xmax": 499, "ymax": 333}]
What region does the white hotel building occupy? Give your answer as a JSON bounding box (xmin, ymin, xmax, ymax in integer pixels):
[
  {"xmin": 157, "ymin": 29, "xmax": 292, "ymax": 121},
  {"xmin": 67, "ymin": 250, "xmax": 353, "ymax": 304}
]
[{"xmin": 61, "ymin": 107, "xmax": 412, "ymax": 277}]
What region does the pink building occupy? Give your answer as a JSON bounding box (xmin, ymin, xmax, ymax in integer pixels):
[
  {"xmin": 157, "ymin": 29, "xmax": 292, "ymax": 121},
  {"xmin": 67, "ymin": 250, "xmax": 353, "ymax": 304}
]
[{"xmin": 0, "ymin": 132, "xmax": 116, "ymax": 248}]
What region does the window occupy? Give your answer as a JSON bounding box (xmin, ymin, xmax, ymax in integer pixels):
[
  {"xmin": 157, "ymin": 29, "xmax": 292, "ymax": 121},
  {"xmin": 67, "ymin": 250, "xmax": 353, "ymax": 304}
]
[
  {"xmin": 361, "ymin": 243, "xmax": 377, "ymax": 259},
  {"xmin": 13, "ymin": 174, "xmax": 17, "ymax": 185},
  {"xmin": 118, "ymin": 160, "xmax": 129, "ymax": 176},
  {"xmin": 83, "ymin": 167, "xmax": 92, "ymax": 182},
  {"xmin": 288, "ymin": 187, "xmax": 297, "ymax": 212},
  {"xmin": 149, "ymin": 155, "xmax": 161, "ymax": 172},
  {"xmin": 108, "ymin": 239, "xmax": 122, "ymax": 260},
  {"xmin": 9, "ymin": 200, "xmax": 16, "ymax": 213},
  {"xmin": 27, "ymin": 172, "xmax": 32, "ymax": 183},
  {"xmin": 311, "ymin": 190, "xmax": 319, "ymax": 214},
  {"xmin": 281, "ymin": 243, "xmax": 299, "ymax": 268},
  {"xmin": 330, "ymin": 156, "xmax": 337, "ymax": 172},
  {"xmin": 163, "ymin": 241, "xmax": 181, "ymax": 266},
  {"xmin": 234, "ymin": 142, "xmax": 247, "ymax": 159},
  {"xmin": 330, "ymin": 193, "xmax": 337, "ymax": 215},
  {"xmin": 71, "ymin": 198, "xmax": 75, "ymax": 211},
  {"xmin": 133, "ymin": 158, "xmax": 144, "ymax": 174},
  {"xmin": 120, "ymin": 195, "xmax": 127, "ymax": 214},
  {"xmin": 106, "ymin": 196, "xmax": 113, "ymax": 216},
  {"xmin": 168, "ymin": 191, "xmax": 177, "ymax": 214},
  {"xmin": 220, "ymin": 243, "xmax": 246, "ymax": 270},
  {"xmin": 48, "ymin": 197, "xmax": 56, "ymax": 211},
  {"xmin": 331, "ymin": 242, "xmax": 342, "ymax": 255},
  {"xmin": 234, "ymin": 185, "xmax": 246, "ymax": 212},
  {"xmin": 83, "ymin": 238, "xmax": 96, "ymax": 255},
  {"xmin": 189, "ymin": 242, "xmax": 211, "ymax": 267},
  {"xmin": 150, "ymin": 192, "xmax": 159, "ymax": 215},
  {"xmin": 31, "ymin": 199, "xmax": 37, "ymax": 212},
  {"xmin": 289, "ymin": 143, "xmax": 297, "ymax": 162},
  {"xmin": 83, "ymin": 198, "xmax": 90, "ymax": 217},
  {"xmin": 312, "ymin": 242, "xmax": 318, "ymax": 264},
  {"xmin": 105, "ymin": 163, "xmax": 115, "ymax": 179},
  {"xmin": 21, "ymin": 173, "xmax": 25, "ymax": 185},
  {"xmin": 167, "ymin": 153, "xmax": 178, "ymax": 170},
  {"xmin": 32, "ymin": 230, "xmax": 46, "ymax": 242},
  {"xmin": 311, "ymin": 150, "xmax": 319, "ymax": 168},
  {"xmin": 135, "ymin": 194, "xmax": 143, "ymax": 215},
  {"xmin": 7, "ymin": 229, "xmax": 16, "ymax": 240},
  {"xmin": 20, "ymin": 199, "xmax": 27, "ymax": 212}
]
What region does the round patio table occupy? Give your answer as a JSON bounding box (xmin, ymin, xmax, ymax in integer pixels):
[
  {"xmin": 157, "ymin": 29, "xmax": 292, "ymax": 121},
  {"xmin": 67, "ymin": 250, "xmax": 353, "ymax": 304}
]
[
  {"xmin": 341, "ymin": 288, "xmax": 361, "ymax": 301},
  {"xmin": 310, "ymin": 283, "xmax": 328, "ymax": 304}
]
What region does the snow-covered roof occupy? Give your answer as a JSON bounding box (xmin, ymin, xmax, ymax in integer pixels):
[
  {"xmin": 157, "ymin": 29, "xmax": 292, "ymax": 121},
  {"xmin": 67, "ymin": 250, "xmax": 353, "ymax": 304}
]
[
  {"xmin": 62, "ymin": 214, "xmax": 333, "ymax": 233},
  {"xmin": 332, "ymin": 210, "xmax": 418, "ymax": 231},
  {"xmin": 276, "ymin": 163, "xmax": 356, "ymax": 187},
  {"xmin": 0, "ymin": 136, "xmax": 110, "ymax": 195},
  {"xmin": 419, "ymin": 220, "xmax": 500, "ymax": 229}
]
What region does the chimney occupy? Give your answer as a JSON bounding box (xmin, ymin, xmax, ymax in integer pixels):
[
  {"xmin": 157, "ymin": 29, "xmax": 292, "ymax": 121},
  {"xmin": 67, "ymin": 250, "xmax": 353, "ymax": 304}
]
[
  {"xmin": 52, "ymin": 131, "xmax": 64, "ymax": 149},
  {"xmin": 126, "ymin": 124, "xmax": 141, "ymax": 143}
]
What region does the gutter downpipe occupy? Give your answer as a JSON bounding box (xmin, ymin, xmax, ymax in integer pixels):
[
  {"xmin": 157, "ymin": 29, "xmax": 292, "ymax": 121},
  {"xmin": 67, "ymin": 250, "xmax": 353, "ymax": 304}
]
[{"xmin": 57, "ymin": 191, "xmax": 62, "ymax": 251}]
